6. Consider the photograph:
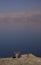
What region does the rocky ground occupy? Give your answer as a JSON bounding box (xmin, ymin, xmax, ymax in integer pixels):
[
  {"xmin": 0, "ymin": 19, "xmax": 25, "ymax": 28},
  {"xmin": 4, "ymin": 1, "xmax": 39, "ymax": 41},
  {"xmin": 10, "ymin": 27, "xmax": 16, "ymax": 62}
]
[{"xmin": 0, "ymin": 54, "xmax": 41, "ymax": 65}]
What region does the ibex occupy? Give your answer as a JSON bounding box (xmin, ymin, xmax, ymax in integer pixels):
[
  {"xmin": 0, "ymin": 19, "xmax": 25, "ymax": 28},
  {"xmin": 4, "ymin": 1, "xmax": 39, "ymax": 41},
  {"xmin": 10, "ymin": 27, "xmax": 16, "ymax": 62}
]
[
  {"xmin": 13, "ymin": 52, "xmax": 20, "ymax": 58},
  {"xmin": 14, "ymin": 52, "xmax": 20, "ymax": 58}
]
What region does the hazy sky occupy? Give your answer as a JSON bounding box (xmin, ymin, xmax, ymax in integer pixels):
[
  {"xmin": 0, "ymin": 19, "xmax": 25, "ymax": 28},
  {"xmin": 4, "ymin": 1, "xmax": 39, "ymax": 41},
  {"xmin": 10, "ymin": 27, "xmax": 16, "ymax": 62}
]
[
  {"xmin": 0, "ymin": 0, "xmax": 41, "ymax": 13},
  {"xmin": 0, "ymin": 0, "xmax": 41, "ymax": 23}
]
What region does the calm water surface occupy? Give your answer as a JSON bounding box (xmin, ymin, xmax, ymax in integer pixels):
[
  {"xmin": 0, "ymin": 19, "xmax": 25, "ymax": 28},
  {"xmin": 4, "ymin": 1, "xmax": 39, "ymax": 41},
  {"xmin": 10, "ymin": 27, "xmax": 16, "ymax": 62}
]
[{"xmin": 0, "ymin": 23, "xmax": 41, "ymax": 57}]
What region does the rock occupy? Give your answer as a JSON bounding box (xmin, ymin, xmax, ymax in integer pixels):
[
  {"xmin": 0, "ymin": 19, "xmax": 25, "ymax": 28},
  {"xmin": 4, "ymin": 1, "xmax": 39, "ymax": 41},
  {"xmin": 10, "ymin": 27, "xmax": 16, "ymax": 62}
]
[{"xmin": 0, "ymin": 54, "xmax": 41, "ymax": 65}]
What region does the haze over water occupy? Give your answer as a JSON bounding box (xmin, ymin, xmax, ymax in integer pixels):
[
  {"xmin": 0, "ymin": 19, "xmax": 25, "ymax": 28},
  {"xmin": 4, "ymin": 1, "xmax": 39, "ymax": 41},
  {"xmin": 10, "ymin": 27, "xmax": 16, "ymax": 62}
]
[{"xmin": 0, "ymin": 23, "xmax": 41, "ymax": 57}]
